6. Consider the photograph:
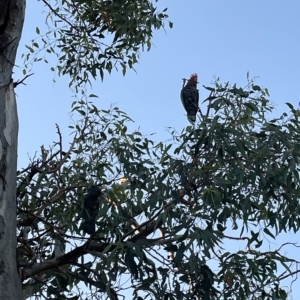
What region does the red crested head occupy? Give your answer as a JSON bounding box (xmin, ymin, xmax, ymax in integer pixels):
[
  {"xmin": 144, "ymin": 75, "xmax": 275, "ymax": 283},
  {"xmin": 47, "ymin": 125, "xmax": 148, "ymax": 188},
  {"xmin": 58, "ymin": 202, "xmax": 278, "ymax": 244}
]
[{"xmin": 188, "ymin": 73, "xmax": 198, "ymax": 83}]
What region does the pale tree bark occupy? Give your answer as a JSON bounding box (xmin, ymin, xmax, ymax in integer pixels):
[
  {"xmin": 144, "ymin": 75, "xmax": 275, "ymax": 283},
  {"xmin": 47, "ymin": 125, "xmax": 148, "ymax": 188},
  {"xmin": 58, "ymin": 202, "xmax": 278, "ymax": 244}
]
[{"xmin": 0, "ymin": 1, "xmax": 26, "ymax": 299}]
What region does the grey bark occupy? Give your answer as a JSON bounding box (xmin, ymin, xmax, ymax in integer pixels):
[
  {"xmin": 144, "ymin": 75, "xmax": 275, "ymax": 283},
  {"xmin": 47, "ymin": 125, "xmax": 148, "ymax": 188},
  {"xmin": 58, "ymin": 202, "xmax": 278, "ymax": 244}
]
[{"xmin": 0, "ymin": 1, "xmax": 26, "ymax": 299}]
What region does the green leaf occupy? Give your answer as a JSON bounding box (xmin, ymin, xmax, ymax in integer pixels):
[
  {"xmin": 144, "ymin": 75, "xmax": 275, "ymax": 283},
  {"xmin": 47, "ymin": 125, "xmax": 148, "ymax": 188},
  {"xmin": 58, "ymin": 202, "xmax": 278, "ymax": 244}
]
[
  {"xmin": 286, "ymin": 102, "xmax": 294, "ymax": 110},
  {"xmin": 88, "ymin": 94, "xmax": 98, "ymax": 98},
  {"xmin": 263, "ymin": 228, "xmax": 275, "ymax": 239},
  {"xmin": 252, "ymin": 85, "xmax": 261, "ymax": 91}
]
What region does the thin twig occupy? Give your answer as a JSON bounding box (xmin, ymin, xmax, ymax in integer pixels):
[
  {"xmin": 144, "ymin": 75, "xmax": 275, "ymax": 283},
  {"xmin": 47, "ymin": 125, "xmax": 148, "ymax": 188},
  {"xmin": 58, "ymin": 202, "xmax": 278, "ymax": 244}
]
[{"xmin": 14, "ymin": 73, "xmax": 34, "ymax": 87}]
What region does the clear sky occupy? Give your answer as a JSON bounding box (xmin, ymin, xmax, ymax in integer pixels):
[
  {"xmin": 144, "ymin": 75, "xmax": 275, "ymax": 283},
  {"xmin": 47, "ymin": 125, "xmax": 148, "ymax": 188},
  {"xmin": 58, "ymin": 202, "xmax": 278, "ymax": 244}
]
[{"xmin": 15, "ymin": 1, "xmax": 300, "ymax": 298}]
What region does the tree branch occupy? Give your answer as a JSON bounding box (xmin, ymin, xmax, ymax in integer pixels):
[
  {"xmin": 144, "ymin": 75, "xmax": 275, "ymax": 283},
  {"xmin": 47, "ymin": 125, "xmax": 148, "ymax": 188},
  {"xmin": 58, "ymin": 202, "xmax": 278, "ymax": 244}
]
[{"xmin": 22, "ymin": 240, "xmax": 110, "ymax": 280}]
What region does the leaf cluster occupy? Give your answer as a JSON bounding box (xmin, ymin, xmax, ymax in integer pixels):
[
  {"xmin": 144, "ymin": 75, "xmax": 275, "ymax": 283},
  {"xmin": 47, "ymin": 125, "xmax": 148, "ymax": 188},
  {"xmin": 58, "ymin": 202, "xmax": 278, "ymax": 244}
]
[{"xmin": 22, "ymin": 0, "xmax": 172, "ymax": 87}]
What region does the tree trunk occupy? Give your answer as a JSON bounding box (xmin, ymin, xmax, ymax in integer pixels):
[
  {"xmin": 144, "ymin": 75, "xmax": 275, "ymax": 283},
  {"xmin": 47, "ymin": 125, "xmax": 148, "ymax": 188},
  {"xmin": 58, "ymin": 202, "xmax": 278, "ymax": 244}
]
[{"xmin": 0, "ymin": 1, "xmax": 26, "ymax": 299}]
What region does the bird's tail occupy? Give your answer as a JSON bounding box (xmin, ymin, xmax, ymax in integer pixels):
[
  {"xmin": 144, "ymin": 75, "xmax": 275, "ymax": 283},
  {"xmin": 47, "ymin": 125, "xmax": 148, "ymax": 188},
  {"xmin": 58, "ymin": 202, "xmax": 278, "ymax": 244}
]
[
  {"xmin": 187, "ymin": 115, "xmax": 196, "ymax": 124},
  {"xmin": 84, "ymin": 222, "xmax": 96, "ymax": 235}
]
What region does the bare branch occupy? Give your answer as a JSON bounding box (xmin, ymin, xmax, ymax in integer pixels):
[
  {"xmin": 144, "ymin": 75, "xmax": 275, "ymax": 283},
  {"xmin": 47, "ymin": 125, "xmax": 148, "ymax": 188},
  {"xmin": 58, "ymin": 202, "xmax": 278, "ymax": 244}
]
[{"xmin": 13, "ymin": 73, "xmax": 34, "ymax": 87}]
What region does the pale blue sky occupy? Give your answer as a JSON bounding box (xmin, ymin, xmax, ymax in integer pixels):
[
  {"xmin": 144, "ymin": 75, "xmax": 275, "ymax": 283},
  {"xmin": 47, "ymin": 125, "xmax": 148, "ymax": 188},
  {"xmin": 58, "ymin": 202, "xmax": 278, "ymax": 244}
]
[
  {"xmin": 15, "ymin": 1, "xmax": 300, "ymax": 298},
  {"xmin": 16, "ymin": 1, "xmax": 300, "ymax": 163}
]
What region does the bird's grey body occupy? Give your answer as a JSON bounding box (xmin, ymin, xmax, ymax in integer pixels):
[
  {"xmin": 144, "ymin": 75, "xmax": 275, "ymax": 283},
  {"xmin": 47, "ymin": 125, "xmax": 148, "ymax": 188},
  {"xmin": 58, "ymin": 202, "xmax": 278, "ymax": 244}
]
[
  {"xmin": 180, "ymin": 74, "xmax": 199, "ymax": 123},
  {"xmin": 83, "ymin": 185, "xmax": 101, "ymax": 234}
]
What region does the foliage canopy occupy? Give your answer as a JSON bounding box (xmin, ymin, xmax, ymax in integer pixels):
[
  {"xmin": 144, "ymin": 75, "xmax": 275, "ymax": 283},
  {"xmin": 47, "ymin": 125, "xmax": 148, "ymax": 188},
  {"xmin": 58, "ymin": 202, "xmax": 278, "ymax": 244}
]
[
  {"xmin": 23, "ymin": 0, "xmax": 172, "ymax": 87},
  {"xmin": 17, "ymin": 77, "xmax": 300, "ymax": 299},
  {"xmin": 15, "ymin": 1, "xmax": 300, "ymax": 300}
]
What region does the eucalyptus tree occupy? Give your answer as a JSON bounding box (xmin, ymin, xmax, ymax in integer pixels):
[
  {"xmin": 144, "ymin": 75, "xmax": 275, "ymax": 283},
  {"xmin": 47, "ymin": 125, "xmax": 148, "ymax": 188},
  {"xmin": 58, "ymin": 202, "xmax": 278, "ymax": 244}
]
[
  {"xmin": 0, "ymin": 1, "xmax": 170, "ymax": 299},
  {"xmin": 2, "ymin": 1, "xmax": 300, "ymax": 299}
]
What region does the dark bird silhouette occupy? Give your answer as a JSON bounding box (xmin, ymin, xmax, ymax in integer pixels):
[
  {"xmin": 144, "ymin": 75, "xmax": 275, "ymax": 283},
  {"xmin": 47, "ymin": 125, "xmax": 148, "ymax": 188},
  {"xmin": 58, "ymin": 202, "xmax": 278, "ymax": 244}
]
[
  {"xmin": 197, "ymin": 264, "xmax": 219, "ymax": 299},
  {"xmin": 82, "ymin": 185, "xmax": 101, "ymax": 235},
  {"xmin": 180, "ymin": 73, "xmax": 199, "ymax": 123}
]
